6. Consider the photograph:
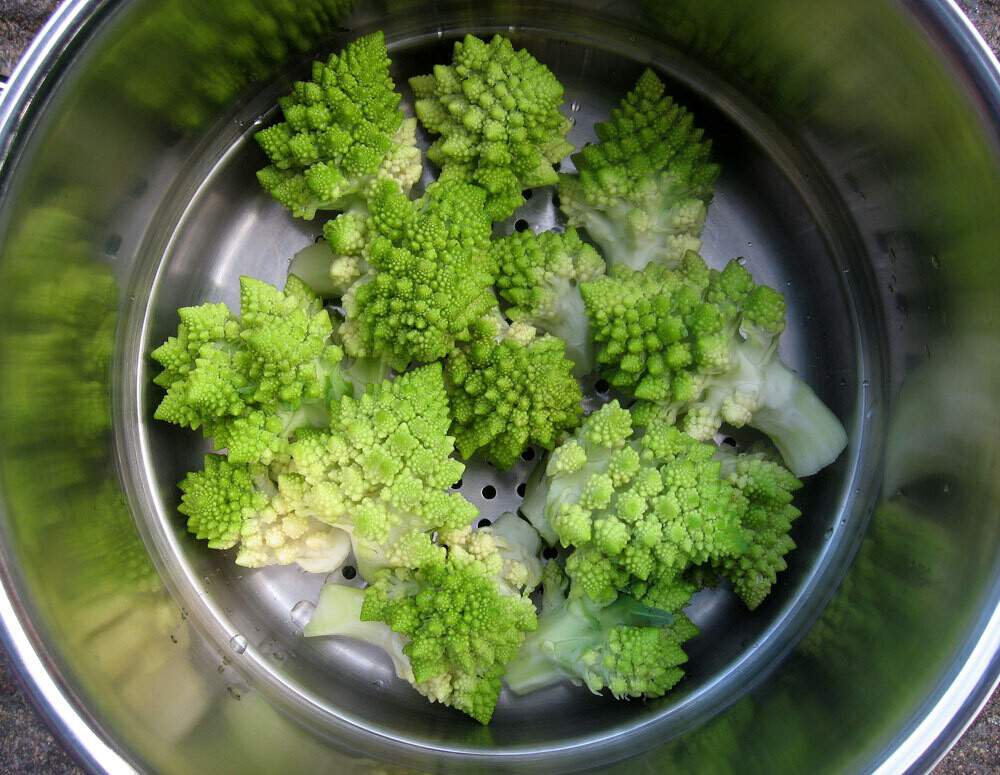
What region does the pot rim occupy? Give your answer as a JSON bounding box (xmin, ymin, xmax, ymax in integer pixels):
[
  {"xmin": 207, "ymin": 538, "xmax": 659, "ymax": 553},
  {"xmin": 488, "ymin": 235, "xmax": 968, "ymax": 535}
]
[{"xmin": 0, "ymin": 1, "xmax": 998, "ymax": 773}]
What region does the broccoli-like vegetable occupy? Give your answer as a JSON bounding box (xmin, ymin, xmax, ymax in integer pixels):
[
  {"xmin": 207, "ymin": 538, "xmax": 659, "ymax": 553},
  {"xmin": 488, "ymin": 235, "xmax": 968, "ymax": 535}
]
[
  {"xmin": 446, "ymin": 320, "xmax": 583, "ymax": 469},
  {"xmin": 335, "ymin": 179, "xmax": 498, "ymax": 369},
  {"xmin": 255, "ymin": 32, "xmax": 422, "ymax": 219},
  {"xmin": 581, "ymin": 253, "xmax": 847, "ymax": 476},
  {"xmin": 178, "ymin": 454, "xmax": 354, "ymax": 572},
  {"xmin": 175, "ymin": 364, "xmax": 476, "ymax": 575},
  {"xmin": 410, "ymin": 34, "xmax": 575, "ymax": 221},
  {"xmin": 504, "ymin": 578, "xmax": 698, "ymax": 699},
  {"xmin": 440, "ymin": 512, "xmax": 545, "ymax": 597},
  {"xmin": 306, "ymin": 514, "xmax": 544, "ymax": 724},
  {"xmin": 151, "ymin": 275, "xmax": 354, "ymax": 466},
  {"xmin": 521, "ymin": 402, "xmax": 747, "ymax": 605},
  {"xmin": 712, "ymin": 447, "xmax": 802, "ymax": 609},
  {"xmin": 361, "ymin": 550, "xmax": 537, "ymax": 724},
  {"xmin": 559, "ymin": 69, "xmax": 719, "ymax": 270},
  {"xmin": 490, "ymin": 228, "xmax": 606, "ymax": 376}
]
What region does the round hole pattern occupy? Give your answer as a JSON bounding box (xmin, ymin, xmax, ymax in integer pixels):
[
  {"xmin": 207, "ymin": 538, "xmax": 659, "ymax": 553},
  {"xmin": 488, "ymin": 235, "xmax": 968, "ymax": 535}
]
[
  {"xmin": 516, "ymin": 482, "xmax": 526, "ymax": 497},
  {"xmin": 514, "ymin": 219, "xmax": 530, "ymax": 233},
  {"xmin": 482, "ymin": 485, "xmax": 497, "ymax": 500},
  {"xmin": 595, "ymin": 378, "xmax": 610, "ymax": 393},
  {"xmin": 542, "ymin": 547, "xmax": 559, "ymax": 560},
  {"xmin": 521, "ymin": 448, "xmax": 536, "ymax": 462},
  {"xmin": 477, "ymin": 518, "xmax": 492, "ymax": 528},
  {"xmin": 451, "ymin": 479, "xmax": 463, "ymax": 489},
  {"xmin": 342, "ymin": 566, "xmax": 357, "ymax": 580}
]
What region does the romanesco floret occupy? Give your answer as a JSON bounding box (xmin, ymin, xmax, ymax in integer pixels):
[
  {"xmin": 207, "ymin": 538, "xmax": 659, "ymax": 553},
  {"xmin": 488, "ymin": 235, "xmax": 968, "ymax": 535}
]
[
  {"xmin": 361, "ymin": 551, "xmax": 538, "ymax": 724},
  {"xmin": 411, "ymin": 34, "xmax": 575, "ymax": 221},
  {"xmin": 440, "ymin": 512, "xmax": 545, "ymax": 597},
  {"xmin": 559, "ymin": 69, "xmax": 720, "ymax": 270},
  {"xmin": 713, "ymin": 447, "xmax": 803, "ymax": 609},
  {"xmin": 306, "ymin": 515, "xmax": 543, "ymax": 724},
  {"xmin": 581, "ymin": 253, "xmax": 847, "ymax": 476},
  {"xmin": 504, "ymin": 582, "xmax": 698, "ymax": 699},
  {"xmin": 176, "ymin": 364, "xmax": 476, "ymax": 575},
  {"xmin": 178, "ymin": 455, "xmax": 352, "ymax": 572},
  {"xmin": 445, "ymin": 320, "xmax": 583, "ymax": 469},
  {"xmin": 490, "ymin": 228, "xmax": 606, "ymax": 376},
  {"xmin": 255, "ymin": 31, "xmax": 422, "ymax": 219},
  {"xmin": 336, "ymin": 179, "xmax": 497, "ymax": 368},
  {"xmin": 521, "ymin": 403, "xmax": 745, "ymax": 606},
  {"xmin": 152, "ymin": 275, "xmax": 352, "ymax": 466},
  {"xmin": 283, "ymin": 363, "xmax": 476, "ymax": 577}
]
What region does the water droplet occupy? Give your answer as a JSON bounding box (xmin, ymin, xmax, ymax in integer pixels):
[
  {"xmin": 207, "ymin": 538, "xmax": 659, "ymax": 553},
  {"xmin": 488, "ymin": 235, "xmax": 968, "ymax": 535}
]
[
  {"xmin": 570, "ymin": 100, "xmax": 580, "ymax": 112},
  {"xmin": 229, "ymin": 634, "xmax": 248, "ymax": 654},
  {"xmin": 372, "ymin": 680, "xmax": 384, "ymax": 689},
  {"xmin": 930, "ymin": 254, "xmax": 940, "ymax": 269},
  {"xmin": 290, "ymin": 600, "xmax": 315, "ymax": 629},
  {"xmin": 736, "ymin": 256, "xmax": 747, "ymax": 266},
  {"xmin": 842, "ymin": 266, "xmax": 850, "ymax": 274},
  {"xmin": 746, "ymin": 241, "xmax": 752, "ymax": 248},
  {"xmin": 785, "ymin": 280, "xmax": 792, "ymax": 287},
  {"xmin": 943, "ymin": 483, "xmax": 951, "ymax": 494},
  {"xmin": 824, "ymin": 527, "xmax": 834, "ymax": 539},
  {"xmin": 436, "ymin": 29, "xmax": 443, "ymax": 39},
  {"xmin": 227, "ymin": 686, "xmax": 242, "ymax": 701},
  {"xmin": 839, "ymin": 378, "xmax": 848, "ymax": 387},
  {"xmin": 272, "ymin": 651, "xmax": 286, "ymax": 662}
]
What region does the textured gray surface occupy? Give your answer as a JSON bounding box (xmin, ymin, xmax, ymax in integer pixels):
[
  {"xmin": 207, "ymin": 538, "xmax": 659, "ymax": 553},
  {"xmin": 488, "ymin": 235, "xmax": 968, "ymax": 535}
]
[{"xmin": 0, "ymin": 1, "xmax": 999, "ymax": 772}]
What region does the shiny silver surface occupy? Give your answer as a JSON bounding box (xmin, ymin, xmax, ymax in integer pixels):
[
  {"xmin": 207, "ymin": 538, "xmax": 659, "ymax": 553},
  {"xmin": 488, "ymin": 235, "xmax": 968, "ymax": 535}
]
[{"xmin": 0, "ymin": 0, "xmax": 998, "ymax": 772}]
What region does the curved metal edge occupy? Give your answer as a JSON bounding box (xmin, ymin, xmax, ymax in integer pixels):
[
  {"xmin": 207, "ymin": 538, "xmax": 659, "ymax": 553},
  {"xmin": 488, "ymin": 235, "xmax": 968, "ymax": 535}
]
[
  {"xmin": 0, "ymin": 574, "xmax": 136, "ymax": 775},
  {"xmin": 0, "ymin": 0, "xmax": 998, "ymax": 773},
  {"xmin": 875, "ymin": 3, "xmax": 1000, "ymax": 772},
  {"xmin": 0, "ymin": 1, "xmax": 138, "ymax": 772}
]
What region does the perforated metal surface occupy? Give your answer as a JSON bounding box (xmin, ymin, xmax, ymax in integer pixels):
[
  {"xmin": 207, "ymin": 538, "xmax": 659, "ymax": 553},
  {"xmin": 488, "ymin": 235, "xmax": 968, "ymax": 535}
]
[{"xmin": 127, "ymin": 22, "xmax": 876, "ymax": 764}]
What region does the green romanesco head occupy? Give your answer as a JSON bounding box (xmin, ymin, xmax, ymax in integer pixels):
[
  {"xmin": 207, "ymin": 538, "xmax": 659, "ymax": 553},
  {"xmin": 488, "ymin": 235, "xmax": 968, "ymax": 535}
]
[
  {"xmin": 340, "ymin": 179, "xmax": 497, "ymax": 368},
  {"xmin": 490, "ymin": 228, "xmax": 605, "ymax": 375},
  {"xmin": 581, "ymin": 254, "xmax": 788, "ymax": 435},
  {"xmin": 439, "ymin": 514, "xmax": 545, "ymax": 598},
  {"xmin": 526, "ymin": 403, "xmax": 747, "ymax": 605},
  {"xmin": 446, "ymin": 322, "xmax": 583, "ymax": 469},
  {"xmin": 491, "ymin": 226, "xmax": 607, "ymax": 317},
  {"xmin": 361, "ymin": 552, "xmax": 538, "ymax": 724},
  {"xmin": 152, "ymin": 276, "xmax": 347, "ymax": 465},
  {"xmin": 235, "ymin": 471, "xmax": 353, "ymax": 572},
  {"xmin": 577, "ymin": 613, "xmax": 694, "ymax": 699},
  {"xmin": 272, "ymin": 364, "xmax": 476, "ymax": 574},
  {"xmin": 411, "ymin": 34, "xmax": 574, "ymax": 221},
  {"xmin": 255, "ymin": 32, "xmax": 421, "ymax": 219},
  {"xmin": 178, "ymin": 455, "xmax": 351, "ymax": 571},
  {"xmin": 558, "ymin": 69, "xmax": 720, "ymax": 269},
  {"xmin": 505, "ymin": 593, "xmax": 698, "ymax": 701},
  {"xmin": 178, "ymin": 454, "xmax": 268, "ymax": 550},
  {"xmin": 713, "ymin": 450, "xmax": 802, "ymax": 609}
]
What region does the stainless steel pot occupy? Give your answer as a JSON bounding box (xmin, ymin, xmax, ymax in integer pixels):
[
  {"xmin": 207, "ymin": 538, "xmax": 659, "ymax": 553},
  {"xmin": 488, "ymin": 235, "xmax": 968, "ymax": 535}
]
[{"xmin": 1, "ymin": 0, "xmax": 999, "ymax": 772}]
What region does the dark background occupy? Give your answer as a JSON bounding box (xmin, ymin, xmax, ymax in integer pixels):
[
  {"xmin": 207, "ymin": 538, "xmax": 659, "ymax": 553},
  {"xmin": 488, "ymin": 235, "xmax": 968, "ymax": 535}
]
[{"xmin": 1, "ymin": 0, "xmax": 998, "ymax": 771}]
